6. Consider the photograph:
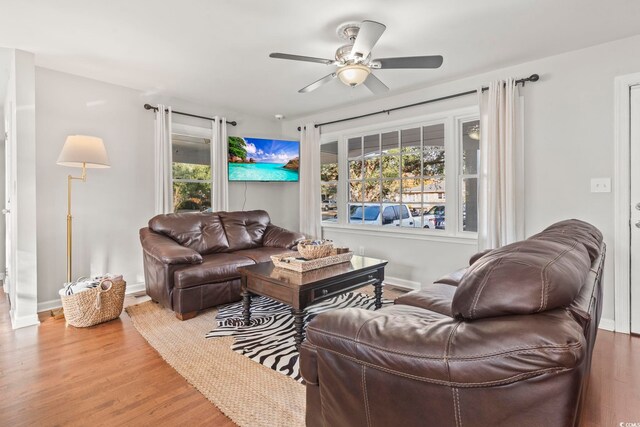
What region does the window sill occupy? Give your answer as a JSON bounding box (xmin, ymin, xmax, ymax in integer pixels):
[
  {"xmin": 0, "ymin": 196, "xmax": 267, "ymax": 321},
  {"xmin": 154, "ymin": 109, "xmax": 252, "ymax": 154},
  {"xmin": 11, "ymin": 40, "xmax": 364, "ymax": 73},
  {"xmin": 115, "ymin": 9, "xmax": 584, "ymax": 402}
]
[{"xmin": 321, "ymin": 223, "xmax": 478, "ymax": 245}]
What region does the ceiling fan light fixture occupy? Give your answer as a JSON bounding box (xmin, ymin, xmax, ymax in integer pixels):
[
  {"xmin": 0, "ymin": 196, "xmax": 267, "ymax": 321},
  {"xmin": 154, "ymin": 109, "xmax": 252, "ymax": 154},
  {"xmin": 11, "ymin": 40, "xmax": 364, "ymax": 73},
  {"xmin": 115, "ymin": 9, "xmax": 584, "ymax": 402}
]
[
  {"xmin": 337, "ymin": 64, "xmax": 371, "ymax": 87},
  {"xmin": 468, "ymin": 125, "xmax": 480, "ymax": 141}
]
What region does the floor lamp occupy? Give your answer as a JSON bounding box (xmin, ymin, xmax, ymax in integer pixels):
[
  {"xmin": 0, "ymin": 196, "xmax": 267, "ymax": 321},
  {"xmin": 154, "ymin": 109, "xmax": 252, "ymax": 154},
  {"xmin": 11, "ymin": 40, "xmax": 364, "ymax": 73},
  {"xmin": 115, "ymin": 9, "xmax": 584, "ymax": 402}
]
[{"xmin": 57, "ymin": 135, "xmax": 110, "ymax": 284}]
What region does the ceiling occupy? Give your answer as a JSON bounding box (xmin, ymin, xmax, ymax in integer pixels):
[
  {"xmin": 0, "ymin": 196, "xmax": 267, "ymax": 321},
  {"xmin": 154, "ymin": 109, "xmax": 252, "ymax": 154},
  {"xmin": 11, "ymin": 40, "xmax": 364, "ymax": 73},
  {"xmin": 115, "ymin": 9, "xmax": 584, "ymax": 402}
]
[{"xmin": 1, "ymin": 0, "xmax": 639, "ymax": 119}]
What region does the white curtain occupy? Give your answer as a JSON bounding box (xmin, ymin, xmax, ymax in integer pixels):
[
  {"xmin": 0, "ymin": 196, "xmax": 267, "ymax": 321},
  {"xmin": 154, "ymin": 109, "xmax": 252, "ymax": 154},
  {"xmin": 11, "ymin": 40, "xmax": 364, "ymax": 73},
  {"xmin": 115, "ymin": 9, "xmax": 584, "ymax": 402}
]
[
  {"xmin": 211, "ymin": 117, "xmax": 229, "ymax": 212},
  {"xmin": 299, "ymin": 123, "xmax": 321, "ymax": 238},
  {"xmin": 477, "ymin": 79, "xmax": 525, "ymax": 250},
  {"xmin": 154, "ymin": 104, "xmax": 173, "ymax": 214}
]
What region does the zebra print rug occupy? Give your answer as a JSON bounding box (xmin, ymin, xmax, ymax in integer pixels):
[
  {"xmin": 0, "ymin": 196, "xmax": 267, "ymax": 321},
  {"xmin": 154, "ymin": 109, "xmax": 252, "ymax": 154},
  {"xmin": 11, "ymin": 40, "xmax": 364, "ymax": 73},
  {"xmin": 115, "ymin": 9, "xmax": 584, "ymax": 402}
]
[{"xmin": 206, "ymin": 292, "xmax": 389, "ymax": 382}]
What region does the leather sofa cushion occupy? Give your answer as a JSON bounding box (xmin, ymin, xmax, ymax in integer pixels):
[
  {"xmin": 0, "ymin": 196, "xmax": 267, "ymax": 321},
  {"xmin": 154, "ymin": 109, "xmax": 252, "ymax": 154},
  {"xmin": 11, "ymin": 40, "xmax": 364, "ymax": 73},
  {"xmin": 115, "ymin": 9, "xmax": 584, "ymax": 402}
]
[
  {"xmin": 433, "ymin": 268, "xmax": 467, "ymax": 287},
  {"xmin": 149, "ymin": 212, "xmax": 230, "ymax": 255},
  {"xmin": 394, "ymin": 283, "xmax": 456, "ymax": 316},
  {"xmin": 263, "ymin": 224, "xmax": 305, "ymax": 249},
  {"xmin": 219, "ymin": 210, "xmax": 270, "ymax": 251},
  {"xmin": 452, "ymin": 239, "xmax": 590, "ymax": 320},
  {"xmin": 469, "ymin": 249, "xmax": 492, "ymax": 266},
  {"xmin": 233, "ymin": 247, "xmax": 296, "ymax": 263},
  {"xmin": 305, "ymin": 304, "xmax": 585, "ymax": 386},
  {"xmin": 531, "ymin": 219, "xmax": 603, "ymax": 262},
  {"xmin": 173, "ymin": 253, "xmax": 255, "ymax": 289}
]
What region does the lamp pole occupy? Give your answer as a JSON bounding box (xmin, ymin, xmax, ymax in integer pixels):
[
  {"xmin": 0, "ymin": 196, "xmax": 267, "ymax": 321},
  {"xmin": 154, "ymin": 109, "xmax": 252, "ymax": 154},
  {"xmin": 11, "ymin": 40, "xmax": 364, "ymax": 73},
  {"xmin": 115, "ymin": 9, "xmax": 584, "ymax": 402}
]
[{"xmin": 66, "ymin": 162, "xmax": 86, "ymax": 283}]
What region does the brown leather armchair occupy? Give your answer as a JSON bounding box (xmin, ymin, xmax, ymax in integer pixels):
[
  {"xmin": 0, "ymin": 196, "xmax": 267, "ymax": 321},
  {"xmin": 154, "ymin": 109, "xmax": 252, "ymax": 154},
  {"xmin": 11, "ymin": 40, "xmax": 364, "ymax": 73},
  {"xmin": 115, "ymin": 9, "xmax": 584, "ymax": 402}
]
[
  {"xmin": 301, "ymin": 219, "xmax": 605, "ymax": 427},
  {"xmin": 140, "ymin": 210, "xmax": 304, "ymax": 320}
]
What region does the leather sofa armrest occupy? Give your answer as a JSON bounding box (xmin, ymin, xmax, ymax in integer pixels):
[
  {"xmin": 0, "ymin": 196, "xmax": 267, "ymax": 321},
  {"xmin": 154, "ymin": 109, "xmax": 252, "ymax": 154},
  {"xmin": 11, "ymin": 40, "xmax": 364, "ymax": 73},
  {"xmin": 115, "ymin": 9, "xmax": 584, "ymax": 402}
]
[
  {"xmin": 263, "ymin": 223, "xmax": 305, "ymax": 249},
  {"xmin": 140, "ymin": 227, "xmax": 203, "ymax": 265},
  {"xmin": 305, "ymin": 305, "xmax": 586, "ymax": 385}
]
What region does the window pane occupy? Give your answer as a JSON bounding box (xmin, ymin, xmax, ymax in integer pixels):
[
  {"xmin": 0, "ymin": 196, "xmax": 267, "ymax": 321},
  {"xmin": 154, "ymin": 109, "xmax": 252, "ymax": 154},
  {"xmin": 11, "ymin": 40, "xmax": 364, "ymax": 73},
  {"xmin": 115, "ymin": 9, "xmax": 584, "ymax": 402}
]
[
  {"xmin": 173, "ymin": 182, "xmax": 211, "ymax": 212},
  {"xmin": 349, "ymin": 160, "xmax": 362, "ymax": 180},
  {"xmin": 320, "ymin": 141, "xmax": 338, "ymax": 181},
  {"xmin": 348, "ymin": 203, "xmax": 362, "ymax": 224},
  {"xmin": 462, "ymin": 120, "xmax": 480, "ymax": 174},
  {"xmin": 423, "ymin": 123, "xmax": 445, "ymax": 177},
  {"xmin": 349, "ymin": 181, "xmax": 362, "ymax": 202},
  {"xmin": 382, "ymin": 179, "xmax": 400, "ymax": 203},
  {"xmin": 321, "ymin": 183, "xmax": 338, "ymax": 223},
  {"xmin": 172, "ymin": 163, "xmax": 212, "ymax": 180},
  {"xmin": 381, "ymin": 155, "xmax": 400, "ymax": 178},
  {"xmin": 400, "ymin": 178, "xmax": 422, "ymax": 227},
  {"xmin": 364, "ymin": 181, "xmax": 381, "ymax": 202},
  {"xmin": 422, "ymin": 204, "xmax": 446, "ymax": 230},
  {"xmin": 423, "ymin": 124, "xmax": 445, "ymax": 148},
  {"xmin": 172, "ymin": 134, "xmax": 212, "ymax": 179},
  {"xmin": 402, "ymin": 154, "xmax": 421, "ymax": 177},
  {"xmin": 349, "ymin": 204, "xmax": 381, "ymax": 225},
  {"xmin": 381, "ymin": 131, "xmax": 400, "ymax": 155},
  {"xmin": 462, "ymin": 177, "xmax": 478, "ymax": 232},
  {"xmin": 364, "ymin": 157, "xmax": 380, "ymax": 179},
  {"xmin": 363, "ymin": 134, "xmax": 380, "ymax": 156},
  {"xmin": 401, "ymin": 128, "xmax": 420, "ymax": 154},
  {"xmin": 348, "ymin": 137, "xmax": 362, "ymax": 159}
]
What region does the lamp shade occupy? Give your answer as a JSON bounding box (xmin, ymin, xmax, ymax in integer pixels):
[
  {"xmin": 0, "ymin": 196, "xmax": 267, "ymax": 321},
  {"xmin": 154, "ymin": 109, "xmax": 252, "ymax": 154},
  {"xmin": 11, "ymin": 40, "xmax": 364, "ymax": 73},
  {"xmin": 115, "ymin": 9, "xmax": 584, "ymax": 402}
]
[
  {"xmin": 337, "ymin": 64, "xmax": 371, "ymax": 87},
  {"xmin": 57, "ymin": 135, "xmax": 110, "ymax": 168}
]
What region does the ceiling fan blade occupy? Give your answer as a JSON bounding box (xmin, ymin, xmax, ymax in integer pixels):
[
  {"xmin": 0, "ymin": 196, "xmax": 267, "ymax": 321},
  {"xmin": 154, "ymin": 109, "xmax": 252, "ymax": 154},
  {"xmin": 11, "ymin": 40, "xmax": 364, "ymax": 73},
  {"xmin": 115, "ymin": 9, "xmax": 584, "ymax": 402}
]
[
  {"xmin": 363, "ymin": 73, "xmax": 389, "ymax": 95},
  {"xmin": 269, "ymin": 53, "xmax": 336, "ymax": 65},
  {"xmin": 351, "ymin": 20, "xmax": 386, "ymax": 60},
  {"xmin": 299, "ymin": 73, "xmax": 337, "ymax": 93},
  {"xmin": 374, "ymin": 55, "xmax": 444, "ymax": 69}
]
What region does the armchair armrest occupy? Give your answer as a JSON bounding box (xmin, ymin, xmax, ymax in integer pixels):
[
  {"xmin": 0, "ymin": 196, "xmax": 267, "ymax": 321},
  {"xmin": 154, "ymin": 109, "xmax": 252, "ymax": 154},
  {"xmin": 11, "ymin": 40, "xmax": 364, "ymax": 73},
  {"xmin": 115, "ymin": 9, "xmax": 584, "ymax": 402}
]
[
  {"xmin": 140, "ymin": 228, "xmax": 203, "ymax": 265},
  {"xmin": 263, "ymin": 223, "xmax": 305, "ymax": 249}
]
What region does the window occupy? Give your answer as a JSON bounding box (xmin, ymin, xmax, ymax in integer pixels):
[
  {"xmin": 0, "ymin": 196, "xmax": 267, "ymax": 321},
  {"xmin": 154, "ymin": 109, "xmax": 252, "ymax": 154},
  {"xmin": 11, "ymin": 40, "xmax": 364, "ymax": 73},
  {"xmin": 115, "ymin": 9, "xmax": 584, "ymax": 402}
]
[
  {"xmin": 461, "ymin": 119, "xmax": 480, "ymax": 232},
  {"xmin": 320, "ymin": 141, "xmax": 338, "ymax": 223},
  {"xmin": 172, "ymin": 134, "xmax": 212, "ymax": 212},
  {"xmin": 320, "ymin": 108, "xmax": 479, "ymax": 236}
]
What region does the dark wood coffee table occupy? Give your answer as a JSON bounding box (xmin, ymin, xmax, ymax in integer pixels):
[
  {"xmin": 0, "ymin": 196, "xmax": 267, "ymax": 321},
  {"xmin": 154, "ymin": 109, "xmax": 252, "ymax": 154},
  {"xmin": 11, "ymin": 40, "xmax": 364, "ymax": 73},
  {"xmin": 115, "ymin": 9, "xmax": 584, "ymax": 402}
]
[{"xmin": 238, "ymin": 255, "xmax": 387, "ymax": 349}]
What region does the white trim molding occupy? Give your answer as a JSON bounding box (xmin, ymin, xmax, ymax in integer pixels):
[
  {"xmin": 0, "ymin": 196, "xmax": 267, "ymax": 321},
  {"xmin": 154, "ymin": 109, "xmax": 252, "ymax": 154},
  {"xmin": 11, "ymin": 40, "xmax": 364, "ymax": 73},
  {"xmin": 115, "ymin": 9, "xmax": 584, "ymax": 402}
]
[
  {"xmin": 36, "ymin": 282, "xmax": 147, "ymax": 313},
  {"xmin": 384, "ymin": 276, "xmax": 421, "ymax": 291},
  {"xmin": 613, "ymin": 72, "xmax": 640, "ymax": 334},
  {"xmin": 598, "ymin": 318, "xmax": 616, "ymax": 332}
]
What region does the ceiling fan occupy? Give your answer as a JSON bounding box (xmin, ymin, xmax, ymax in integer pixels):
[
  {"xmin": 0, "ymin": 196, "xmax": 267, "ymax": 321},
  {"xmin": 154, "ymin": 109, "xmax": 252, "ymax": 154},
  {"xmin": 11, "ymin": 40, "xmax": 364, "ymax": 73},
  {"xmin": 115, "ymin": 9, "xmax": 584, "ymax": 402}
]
[{"xmin": 269, "ymin": 20, "xmax": 443, "ymax": 94}]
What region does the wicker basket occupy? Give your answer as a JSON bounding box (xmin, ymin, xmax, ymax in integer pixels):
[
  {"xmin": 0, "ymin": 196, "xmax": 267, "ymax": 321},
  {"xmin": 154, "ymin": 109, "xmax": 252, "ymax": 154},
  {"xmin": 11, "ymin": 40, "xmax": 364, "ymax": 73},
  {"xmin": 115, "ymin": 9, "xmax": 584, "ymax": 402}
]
[
  {"xmin": 297, "ymin": 240, "xmax": 334, "ymax": 259},
  {"xmin": 61, "ymin": 278, "xmax": 126, "ymax": 327}
]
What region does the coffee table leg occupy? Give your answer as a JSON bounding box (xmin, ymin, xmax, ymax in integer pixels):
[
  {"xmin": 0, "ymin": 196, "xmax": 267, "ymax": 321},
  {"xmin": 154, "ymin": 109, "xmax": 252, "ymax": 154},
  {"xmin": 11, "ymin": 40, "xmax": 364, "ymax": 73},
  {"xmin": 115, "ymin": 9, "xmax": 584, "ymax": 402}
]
[
  {"xmin": 242, "ymin": 290, "xmax": 251, "ymax": 326},
  {"xmin": 374, "ymin": 280, "xmax": 383, "ymax": 310},
  {"xmin": 292, "ymin": 308, "xmax": 305, "ymax": 350}
]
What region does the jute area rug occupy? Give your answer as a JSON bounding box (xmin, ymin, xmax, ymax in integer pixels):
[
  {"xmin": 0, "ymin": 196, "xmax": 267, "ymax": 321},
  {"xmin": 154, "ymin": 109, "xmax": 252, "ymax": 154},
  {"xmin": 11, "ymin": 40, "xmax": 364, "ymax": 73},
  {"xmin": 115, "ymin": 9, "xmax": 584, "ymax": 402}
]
[
  {"xmin": 125, "ymin": 301, "xmax": 305, "ymax": 427},
  {"xmin": 125, "ymin": 286, "xmax": 404, "ymax": 427}
]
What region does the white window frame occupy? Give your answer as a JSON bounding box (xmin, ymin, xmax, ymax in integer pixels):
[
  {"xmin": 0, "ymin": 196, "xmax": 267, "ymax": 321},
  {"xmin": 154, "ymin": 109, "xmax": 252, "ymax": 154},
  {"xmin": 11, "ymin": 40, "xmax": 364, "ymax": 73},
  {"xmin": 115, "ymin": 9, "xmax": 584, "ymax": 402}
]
[{"xmin": 319, "ymin": 106, "xmax": 479, "ymax": 243}]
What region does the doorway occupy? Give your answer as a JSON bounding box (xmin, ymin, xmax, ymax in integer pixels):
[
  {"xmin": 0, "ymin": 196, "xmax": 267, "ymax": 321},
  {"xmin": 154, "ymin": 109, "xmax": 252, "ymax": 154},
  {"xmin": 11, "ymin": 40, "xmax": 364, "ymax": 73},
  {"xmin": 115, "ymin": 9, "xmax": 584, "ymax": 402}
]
[{"xmin": 614, "ymin": 73, "xmax": 640, "ymax": 335}]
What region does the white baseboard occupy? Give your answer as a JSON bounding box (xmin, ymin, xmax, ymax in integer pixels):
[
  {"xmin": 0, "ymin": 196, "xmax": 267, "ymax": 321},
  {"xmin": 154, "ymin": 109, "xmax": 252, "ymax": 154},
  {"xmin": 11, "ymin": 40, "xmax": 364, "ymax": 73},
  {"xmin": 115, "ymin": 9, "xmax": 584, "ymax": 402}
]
[
  {"xmin": 598, "ymin": 318, "xmax": 615, "ymax": 331},
  {"xmin": 10, "ymin": 310, "xmax": 39, "ymax": 329},
  {"xmin": 37, "ymin": 282, "xmax": 147, "ymax": 313},
  {"xmin": 384, "ymin": 276, "xmax": 421, "ymax": 291}
]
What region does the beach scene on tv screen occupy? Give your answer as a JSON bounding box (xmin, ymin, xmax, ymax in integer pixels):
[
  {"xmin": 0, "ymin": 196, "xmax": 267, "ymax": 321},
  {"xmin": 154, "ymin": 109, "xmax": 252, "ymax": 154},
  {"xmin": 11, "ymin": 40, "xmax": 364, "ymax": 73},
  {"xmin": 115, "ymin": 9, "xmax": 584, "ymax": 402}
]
[{"xmin": 228, "ymin": 137, "xmax": 299, "ymax": 181}]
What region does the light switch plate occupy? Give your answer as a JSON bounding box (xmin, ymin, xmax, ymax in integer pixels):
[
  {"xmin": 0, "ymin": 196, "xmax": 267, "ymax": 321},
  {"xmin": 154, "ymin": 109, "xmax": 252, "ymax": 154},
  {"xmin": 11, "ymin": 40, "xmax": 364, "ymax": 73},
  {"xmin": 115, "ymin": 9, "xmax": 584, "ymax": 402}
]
[{"xmin": 590, "ymin": 177, "xmax": 611, "ymax": 193}]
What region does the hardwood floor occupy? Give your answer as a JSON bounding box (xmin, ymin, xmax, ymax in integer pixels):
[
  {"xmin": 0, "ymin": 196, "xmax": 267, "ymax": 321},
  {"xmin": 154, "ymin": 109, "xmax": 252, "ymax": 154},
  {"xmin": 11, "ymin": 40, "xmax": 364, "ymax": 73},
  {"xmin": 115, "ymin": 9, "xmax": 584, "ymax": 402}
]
[
  {"xmin": 0, "ymin": 292, "xmax": 234, "ymax": 426},
  {"xmin": 0, "ymin": 289, "xmax": 639, "ymax": 426}
]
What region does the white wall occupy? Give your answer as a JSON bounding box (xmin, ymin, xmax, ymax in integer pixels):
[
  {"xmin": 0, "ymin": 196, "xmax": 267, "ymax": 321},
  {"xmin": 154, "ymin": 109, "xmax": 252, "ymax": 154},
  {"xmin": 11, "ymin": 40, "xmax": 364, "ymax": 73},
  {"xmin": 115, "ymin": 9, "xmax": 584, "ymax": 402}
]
[
  {"xmin": 35, "ymin": 68, "xmax": 298, "ymax": 307},
  {"xmin": 283, "ymin": 34, "xmax": 640, "ymax": 322}
]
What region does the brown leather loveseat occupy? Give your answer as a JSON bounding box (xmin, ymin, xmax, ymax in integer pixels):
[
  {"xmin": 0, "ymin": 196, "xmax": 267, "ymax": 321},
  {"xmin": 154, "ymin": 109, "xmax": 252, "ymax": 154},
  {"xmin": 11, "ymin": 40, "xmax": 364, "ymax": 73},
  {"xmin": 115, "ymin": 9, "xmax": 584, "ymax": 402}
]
[
  {"xmin": 140, "ymin": 210, "xmax": 304, "ymax": 320},
  {"xmin": 301, "ymin": 219, "xmax": 605, "ymax": 427}
]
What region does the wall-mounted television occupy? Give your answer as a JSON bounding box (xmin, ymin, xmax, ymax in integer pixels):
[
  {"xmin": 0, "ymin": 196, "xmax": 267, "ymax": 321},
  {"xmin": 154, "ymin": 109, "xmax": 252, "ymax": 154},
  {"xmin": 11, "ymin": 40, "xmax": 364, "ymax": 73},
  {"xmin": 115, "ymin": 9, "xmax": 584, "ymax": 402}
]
[{"xmin": 228, "ymin": 137, "xmax": 299, "ymax": 182}]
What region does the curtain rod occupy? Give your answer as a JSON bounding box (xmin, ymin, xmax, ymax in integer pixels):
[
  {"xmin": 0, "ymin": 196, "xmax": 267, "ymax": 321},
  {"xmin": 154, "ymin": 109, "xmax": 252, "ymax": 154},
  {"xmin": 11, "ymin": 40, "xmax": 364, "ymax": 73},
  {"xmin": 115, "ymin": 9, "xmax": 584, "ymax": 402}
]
[
  {"xmin": 297, "ymin": 74, "xmax": 539, "ymax": 131},
  {"xmin": 143, "ymin": 104, "xmax": 237, "ymax": 126}
]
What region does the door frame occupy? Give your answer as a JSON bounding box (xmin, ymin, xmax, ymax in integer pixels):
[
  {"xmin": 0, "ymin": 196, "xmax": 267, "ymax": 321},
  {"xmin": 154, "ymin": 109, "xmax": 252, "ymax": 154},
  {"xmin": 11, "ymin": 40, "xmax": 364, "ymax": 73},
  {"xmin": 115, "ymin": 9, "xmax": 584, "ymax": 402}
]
[{"xmin": 613, "ymin": 72, "xmax": 640, "ymax": 334}]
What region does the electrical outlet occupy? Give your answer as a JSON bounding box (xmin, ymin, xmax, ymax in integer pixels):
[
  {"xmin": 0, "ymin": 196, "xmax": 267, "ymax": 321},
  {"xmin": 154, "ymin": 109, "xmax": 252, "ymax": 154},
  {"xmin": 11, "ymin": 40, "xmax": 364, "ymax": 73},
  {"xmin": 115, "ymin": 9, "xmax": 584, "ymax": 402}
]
[
  {"xmin": 358, "ymin": 246, "xmax": 365, "ymax": 256},
  {"xmin": 590, "ymin": 178, "xmax": 611, "ymax": 193}
]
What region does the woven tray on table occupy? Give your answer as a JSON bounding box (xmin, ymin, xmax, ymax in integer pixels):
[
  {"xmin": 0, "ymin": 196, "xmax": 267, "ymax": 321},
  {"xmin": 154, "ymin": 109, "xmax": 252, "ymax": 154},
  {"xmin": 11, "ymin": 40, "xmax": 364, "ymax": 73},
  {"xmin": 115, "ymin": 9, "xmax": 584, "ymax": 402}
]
[
  {"xmin": 61, "ymin": 278, "xmax": 127, "ymax": 327},
  {"xmin": 271, "ymin": 250, "xmax": 353, "ymax": 273}
]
